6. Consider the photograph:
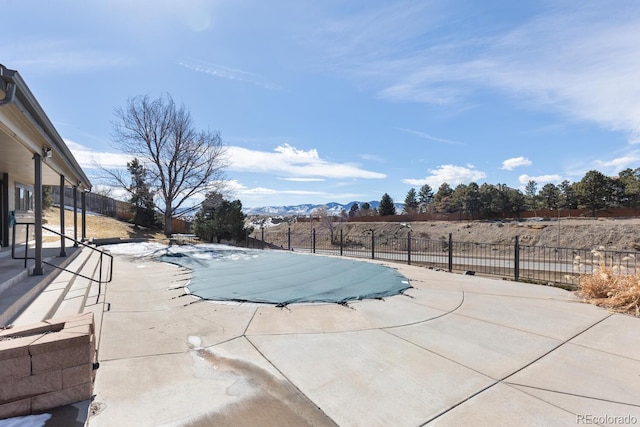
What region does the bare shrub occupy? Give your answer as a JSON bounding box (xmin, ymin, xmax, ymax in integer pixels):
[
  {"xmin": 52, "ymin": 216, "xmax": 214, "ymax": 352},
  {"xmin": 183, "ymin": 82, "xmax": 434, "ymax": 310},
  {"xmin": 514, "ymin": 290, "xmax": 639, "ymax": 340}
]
[{"xmin": 578, "ymin": 250, "xmax": 640, "ymax": 317}]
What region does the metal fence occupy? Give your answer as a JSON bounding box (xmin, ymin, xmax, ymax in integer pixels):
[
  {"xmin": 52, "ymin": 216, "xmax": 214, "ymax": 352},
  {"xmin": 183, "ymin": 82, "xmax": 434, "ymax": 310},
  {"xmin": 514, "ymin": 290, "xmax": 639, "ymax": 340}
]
[{"xmin": 245, "ymin": 229, "xmax": 639, "ymax": 288}]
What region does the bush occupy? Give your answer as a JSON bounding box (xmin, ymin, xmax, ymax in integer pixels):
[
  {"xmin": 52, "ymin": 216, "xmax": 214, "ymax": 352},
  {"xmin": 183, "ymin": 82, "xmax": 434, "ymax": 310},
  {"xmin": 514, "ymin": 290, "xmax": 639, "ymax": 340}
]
[{"xmin": 578, "ymin": 250, "xmax": 640, "ymax": 317}]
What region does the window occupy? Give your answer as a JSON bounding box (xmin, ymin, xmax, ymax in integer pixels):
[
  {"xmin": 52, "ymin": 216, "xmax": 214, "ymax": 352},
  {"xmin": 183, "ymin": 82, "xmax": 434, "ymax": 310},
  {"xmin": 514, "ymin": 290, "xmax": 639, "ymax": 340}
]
[{"xmin": 15, "ymin": 183, "xmax": 34, "ymax": 211}]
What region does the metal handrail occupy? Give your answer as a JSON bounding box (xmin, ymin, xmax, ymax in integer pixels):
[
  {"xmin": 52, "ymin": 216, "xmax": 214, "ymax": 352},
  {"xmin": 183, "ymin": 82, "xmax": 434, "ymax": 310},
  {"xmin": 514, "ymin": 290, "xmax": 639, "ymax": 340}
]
[{"xmin": 11, "ymin": 222, "xmax": 113, "ymax": 303}]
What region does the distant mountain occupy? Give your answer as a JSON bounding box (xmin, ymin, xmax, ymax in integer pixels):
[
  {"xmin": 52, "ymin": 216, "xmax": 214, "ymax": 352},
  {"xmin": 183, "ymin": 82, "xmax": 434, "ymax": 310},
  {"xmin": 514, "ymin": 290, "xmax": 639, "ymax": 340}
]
[{"xmin": 243, "ymin": 200, "xmax": 406, "ymax": 216}]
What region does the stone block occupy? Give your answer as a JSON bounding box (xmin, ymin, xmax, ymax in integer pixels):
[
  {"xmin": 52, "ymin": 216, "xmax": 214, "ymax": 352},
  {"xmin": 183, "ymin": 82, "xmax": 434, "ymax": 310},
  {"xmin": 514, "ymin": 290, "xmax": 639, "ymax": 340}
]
[
  {"xmin": 0, "ymin": 397, "xmax": 31, "ymax": 419},
  {"xmin": 31, "ymin": 341, "xmax": 93, "ymax": 374},
  {"xmin": 29, "ymin": 331, "xmax": 91, "ymax": 355},
  {"xmin": 0, "ymin": 335, "xmax": 41, "ymax": 361},
  {"xmin": 0, "ymin": 370, "xmax": 61, "ymax": 403},
  {"xmin": 0, "ymin": 355, "xmax": 31, "ymax": 381},
  {"xmin": 31, "ymin": 382, "xmax": 92, "ymax": 412},
  {"xmin": 0, "ymin": 322, "xmax": 63, "ymax": 339},
  {"xmin": 62, "ymin": 363, "xmax": 93, "ymax": 388}
]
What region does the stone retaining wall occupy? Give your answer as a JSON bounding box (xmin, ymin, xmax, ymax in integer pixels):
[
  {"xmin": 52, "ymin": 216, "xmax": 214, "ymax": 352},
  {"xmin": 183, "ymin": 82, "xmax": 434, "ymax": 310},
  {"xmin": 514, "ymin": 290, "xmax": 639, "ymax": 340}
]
[{"xmin": 0, "ymin": 312, "xmax": 96, "ymax": 419}]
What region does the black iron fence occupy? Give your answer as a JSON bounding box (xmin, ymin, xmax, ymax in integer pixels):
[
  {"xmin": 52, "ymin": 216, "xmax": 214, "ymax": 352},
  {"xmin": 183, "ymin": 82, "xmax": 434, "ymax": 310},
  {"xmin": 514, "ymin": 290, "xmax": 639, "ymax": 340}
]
[{"xmin": 245, "ymin": 228, "xmax": 639, "ymax": 288}]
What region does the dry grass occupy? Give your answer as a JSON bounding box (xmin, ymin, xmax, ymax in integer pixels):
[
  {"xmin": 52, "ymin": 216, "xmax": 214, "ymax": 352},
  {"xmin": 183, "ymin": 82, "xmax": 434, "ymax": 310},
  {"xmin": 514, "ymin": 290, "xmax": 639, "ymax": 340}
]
[
  {"xmin": 578, "ymin": 250, "xmax": 640, "ymax": 317},
  {"xmin": 42, "ymin": 208, "xmax": 168, "ymax": 243}
]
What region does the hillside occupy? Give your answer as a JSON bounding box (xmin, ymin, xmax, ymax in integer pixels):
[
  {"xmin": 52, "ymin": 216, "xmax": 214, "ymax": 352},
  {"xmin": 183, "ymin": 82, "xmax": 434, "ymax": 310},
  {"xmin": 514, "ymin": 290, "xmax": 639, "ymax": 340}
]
[
  {"xmin": 255, "ymin": 217, "xmax": 640, "ymax": 252},
  {"xmin": 41, "ymin": 207, "xmax": 640, "ymax": 252},
  {"xmin": 42, "ymin": 208, "xmax": 168, "ymax": 243}
]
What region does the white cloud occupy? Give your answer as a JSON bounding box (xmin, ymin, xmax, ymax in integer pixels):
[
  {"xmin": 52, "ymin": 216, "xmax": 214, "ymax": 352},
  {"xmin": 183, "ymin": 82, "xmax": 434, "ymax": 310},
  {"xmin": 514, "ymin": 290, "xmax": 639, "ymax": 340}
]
[
  {"xmin": 594, "ymin": 153, "xmax": 640, "ymax": 173},
  {"xmin": 227, "ymin": 143, "xmax": 386, "ymax": 180},
  {"xmin": 501, "ymin": 156, "xmax": 532, "ymax": 170},
  {"xmin": 65, "ymin": 139, "xmax": 131, "ymax": 169},
  {"xmin": 402, "ymin": 164, "xmax": 487, "ymax": 188},
  {"xmin": 319, "ymin": 1, "xmax": 640, "ymax": 143},
  {"xmin": 518, "ymin": 174, "xmax": 562, "ymax": 185},
  {"xmin": 179, "ymin": 60, "xmax": 282, "ymax": 90},
  {"xmin": 278, "ymin": 177, "xmax": 326, "ymax": 182},
  {"xmin": 6, "ymin": 41, "xmax": 131, "ymax": 73},
  {"xmin": 397, "ymin": 128, "xmax": 463, "ymax": 145}
]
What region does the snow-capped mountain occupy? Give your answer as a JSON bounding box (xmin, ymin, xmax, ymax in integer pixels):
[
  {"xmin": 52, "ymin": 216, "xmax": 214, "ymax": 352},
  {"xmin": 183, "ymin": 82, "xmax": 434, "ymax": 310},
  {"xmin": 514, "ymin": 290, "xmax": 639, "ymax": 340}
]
[{"xmin": 243, "ymin": 201, "xmax": 390, "ymax": 216}]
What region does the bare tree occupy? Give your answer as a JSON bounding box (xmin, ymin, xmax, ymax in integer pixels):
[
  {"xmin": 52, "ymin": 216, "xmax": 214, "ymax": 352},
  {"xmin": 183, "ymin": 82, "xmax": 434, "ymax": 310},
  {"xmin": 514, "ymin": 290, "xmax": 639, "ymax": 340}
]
[
  {"xmin": 313, "ymin": 205, "xmax": 337, "ymax": 243},
  {"xmin": 111, "ymin": 94, "xmax": 227, "ymax": 235}
]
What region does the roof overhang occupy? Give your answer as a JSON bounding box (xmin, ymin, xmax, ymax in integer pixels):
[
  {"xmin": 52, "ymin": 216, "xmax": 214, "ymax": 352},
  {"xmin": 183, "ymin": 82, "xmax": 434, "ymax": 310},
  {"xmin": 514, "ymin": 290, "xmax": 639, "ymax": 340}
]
[{"xmin": 0, "ymin": 64, "xmax": 92, "ymax": 190}]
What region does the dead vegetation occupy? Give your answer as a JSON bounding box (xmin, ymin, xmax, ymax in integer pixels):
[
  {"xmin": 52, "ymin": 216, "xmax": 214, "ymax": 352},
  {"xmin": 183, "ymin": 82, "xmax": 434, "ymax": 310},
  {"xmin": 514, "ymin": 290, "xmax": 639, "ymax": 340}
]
[
  {"xmin": 578, "ymin": 250, "xmax": 640, "ymax": 317},
  {"xmin": 43, "ymin": 208, "xmax": 168, "ymax": 243}
]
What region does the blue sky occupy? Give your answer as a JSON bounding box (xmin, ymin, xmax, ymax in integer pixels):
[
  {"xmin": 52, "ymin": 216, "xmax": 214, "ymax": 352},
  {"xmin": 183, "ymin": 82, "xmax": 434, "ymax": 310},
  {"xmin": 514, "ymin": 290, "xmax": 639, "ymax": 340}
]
[{"xmin": 4, "ymin": 0, "xmax": 640, "ymax": 208}]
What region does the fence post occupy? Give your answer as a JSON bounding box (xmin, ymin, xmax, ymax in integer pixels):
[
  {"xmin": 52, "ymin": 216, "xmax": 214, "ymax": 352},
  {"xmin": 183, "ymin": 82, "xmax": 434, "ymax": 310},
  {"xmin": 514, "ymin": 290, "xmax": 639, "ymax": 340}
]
[
  {"xmin": 514, "ymin": 235, "xmax": 520, "ymax": 282},
  {"xmin": 288, "ymin": 227, "xmax": 291, "ymax": 251},
  {"xmin": 261, "ymin": 227, "xmax": 264, "ymax": 244},
  {"xmin": 340, "ymin": 229, "xmax": 343, "ymax": 256},
  {"xmin": 448, "ymin": 233, "xmax": 453, "ymax": 272},
  {"xmin": 371, "ymin": 231, "xmax": 375, "ymax": 259},
  {"xmin": 245, "ymin": 229, "xmax": 248, "ymax": 247},
  {"xmin": 312, "ymin": 228, "xmax": 316, "ymax": 254},
  {"xmin": 407, "ymin": 231, "xmax": 411, "ymax": 265}
]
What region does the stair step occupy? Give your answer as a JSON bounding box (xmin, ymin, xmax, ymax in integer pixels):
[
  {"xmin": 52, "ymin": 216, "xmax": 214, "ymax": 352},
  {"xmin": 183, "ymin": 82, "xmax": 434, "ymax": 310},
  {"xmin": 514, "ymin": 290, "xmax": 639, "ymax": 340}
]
[
  {"xmin": 52, "ymin": 251, "xmax": 102, "ymax": 318},
  {"xmin": 11, "ymin": 248, "xmax": 95, "ymax": 326}
]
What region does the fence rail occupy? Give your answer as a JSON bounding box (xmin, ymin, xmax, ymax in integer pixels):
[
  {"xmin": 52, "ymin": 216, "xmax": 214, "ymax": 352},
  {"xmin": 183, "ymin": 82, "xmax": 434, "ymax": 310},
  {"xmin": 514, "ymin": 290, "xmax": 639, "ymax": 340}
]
[{"xmin": 246, "ymin": 229, "xmax": 639, "ymax": 288}]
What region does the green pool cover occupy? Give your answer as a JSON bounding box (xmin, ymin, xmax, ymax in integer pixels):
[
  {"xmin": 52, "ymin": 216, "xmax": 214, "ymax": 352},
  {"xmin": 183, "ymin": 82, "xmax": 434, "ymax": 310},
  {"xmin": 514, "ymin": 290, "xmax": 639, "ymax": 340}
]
[{"xmin": 159, "ymin": 246, "xmax": 411, "ymax": 305}]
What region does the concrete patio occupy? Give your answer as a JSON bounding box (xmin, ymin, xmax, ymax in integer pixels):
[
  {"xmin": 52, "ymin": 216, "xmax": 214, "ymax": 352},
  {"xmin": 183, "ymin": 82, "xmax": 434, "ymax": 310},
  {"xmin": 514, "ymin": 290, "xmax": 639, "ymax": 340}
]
[{"xmin": 84, "ymin": 252, "xmax": 640, "ymax": 426}]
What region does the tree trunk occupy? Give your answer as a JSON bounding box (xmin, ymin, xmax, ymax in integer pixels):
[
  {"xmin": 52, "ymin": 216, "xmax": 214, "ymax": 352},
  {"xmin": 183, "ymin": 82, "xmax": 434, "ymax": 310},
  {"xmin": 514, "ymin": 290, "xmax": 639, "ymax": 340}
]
[{"xmin": 164, "ymin": 209, "xmax": 173, "ymax": 236}]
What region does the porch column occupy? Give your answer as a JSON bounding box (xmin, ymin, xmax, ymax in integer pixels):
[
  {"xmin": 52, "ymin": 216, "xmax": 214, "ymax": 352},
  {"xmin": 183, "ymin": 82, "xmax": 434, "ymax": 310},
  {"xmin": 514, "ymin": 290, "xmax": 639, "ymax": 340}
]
[
  {"xmin": 81, "ymin": 191, "xmax": 86, "ymax": 241},
  {"xmin": 73, "ymin": 185, "xmax": 78, "ymax": 247},
  {"xmin": 59, "ymin": 174, "xmax": 66, "ymax": 257},
  {"xmin": 33, "ymin": 154, "xmax": 43, "ymax": 275},
  {"xmin": 2, "ymin": 173, "xmax": 8, "ymax": 248}
]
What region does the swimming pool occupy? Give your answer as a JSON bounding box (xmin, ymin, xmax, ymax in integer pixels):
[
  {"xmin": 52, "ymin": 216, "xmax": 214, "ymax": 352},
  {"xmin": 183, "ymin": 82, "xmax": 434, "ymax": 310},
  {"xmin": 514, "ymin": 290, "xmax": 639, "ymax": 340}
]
[{"xmin": 109, "ymin": 243, "xmax": 411, "ymax": 305}]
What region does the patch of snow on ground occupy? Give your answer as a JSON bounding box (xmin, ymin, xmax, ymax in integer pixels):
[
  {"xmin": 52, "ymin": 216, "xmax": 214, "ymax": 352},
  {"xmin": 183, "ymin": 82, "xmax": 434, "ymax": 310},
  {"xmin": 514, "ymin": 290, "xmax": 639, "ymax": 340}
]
[
  {"xmin": 0, "ymin": 414, "xmax": 51, "ymax": 427},
  {"xmin": 103, "ymin": 242, "xmax": 259, "ymax": 260}
]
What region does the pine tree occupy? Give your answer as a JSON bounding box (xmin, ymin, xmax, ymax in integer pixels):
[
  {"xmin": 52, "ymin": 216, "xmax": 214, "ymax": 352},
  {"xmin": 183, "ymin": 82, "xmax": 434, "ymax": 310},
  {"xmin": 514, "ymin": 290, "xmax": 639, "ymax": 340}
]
[
  {"xmin": 403, "ymin": 188, "xmax": 419, "ymax": 214},
  {"xmin": 127, "ymin": 158, "xmax": 156, "ymax": 228},
  {"xmin": 379, "ymin": 193, "xmax": 396, "ymax": 216}
]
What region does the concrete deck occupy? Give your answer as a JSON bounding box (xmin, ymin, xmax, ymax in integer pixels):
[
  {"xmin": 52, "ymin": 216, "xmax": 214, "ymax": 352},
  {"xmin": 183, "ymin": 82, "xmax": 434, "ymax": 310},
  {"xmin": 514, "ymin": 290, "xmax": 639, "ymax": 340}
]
[{"xmin": 83, "ymin": 253, "xmax": 640, "ymax": 426}]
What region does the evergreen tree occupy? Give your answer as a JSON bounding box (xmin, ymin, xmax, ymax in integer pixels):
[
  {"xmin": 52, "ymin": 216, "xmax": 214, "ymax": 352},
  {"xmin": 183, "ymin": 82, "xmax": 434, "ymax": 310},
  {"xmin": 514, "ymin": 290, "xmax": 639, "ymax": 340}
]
[
  {"xmin": 434, "ymin": 182, "xmax": 455, "ymax": 213},
  {"xmin": 127, "ymin": 158, "xmax": 157, "ymax": 228},
  {"xmin": 193, "ymin": 192, "xmax": 247, "ymax": 243},
  {"xmin": 578, "ymin": 170, "xmax": 611, "ymax": 216},
  {"xmin": 539, "ymin": 183, "xmax": 560, "ymax": 210},
  {"xmin": 379, "ymin": 193, "xmax": 396, "ymax": 216},
  {"xmin": 348, "ymin": 203, "xmax": 360, "ymax": 217},
  {"xmin": 403, "ymin": 188, "xmax": 419, "ymax": 214},
  {"xmin": 558, "ymin": 180, "xmax": 579, "ymax": 209},
  {"xmin": 524, "ymin": 180, "xmax": 538, "ymax": 214},
  {"xmin": 417, "ymin": 184, "xmax": 433, "ymax": 212}
]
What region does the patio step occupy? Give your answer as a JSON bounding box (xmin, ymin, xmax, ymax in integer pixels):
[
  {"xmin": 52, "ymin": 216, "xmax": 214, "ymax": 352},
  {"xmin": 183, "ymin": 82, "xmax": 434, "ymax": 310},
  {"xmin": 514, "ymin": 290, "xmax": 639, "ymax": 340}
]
[
  {"xmin": 10, "ymin": 247, "xmax": 98, "ymax": 326},
  {"xmin": 0, "ymin": 249, "xmax": 82, "ymax": 327},
  {"xmin": 51, "ymin": 250, "xmax": 103, "ymax": 319}
]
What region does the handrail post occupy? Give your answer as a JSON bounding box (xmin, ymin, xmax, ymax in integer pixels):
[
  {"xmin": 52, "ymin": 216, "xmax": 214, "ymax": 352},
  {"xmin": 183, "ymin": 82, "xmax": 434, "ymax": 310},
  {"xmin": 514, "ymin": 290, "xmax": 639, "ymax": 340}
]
[
  {"xmin": 312, "ymin": 228, "xmax": 316, "ymax": 253},
  {"xmin": 407, "ymin": 231, "xmax": 411, "ymax": 265},
  {"xmin": 448, "ymin": 233, "xmax": 453, "ymax": 272},
  {"xmin": 288, "ymin": 227, "xmax": 291, "ymax": 251},
  {"xmin": 371, "ymin": 231, "xmax": 375, "ymax": 259},
  {"xmin": 340, "ymin": 229, "xmax": 343, "ymax": 256},
  {"xmin": 514, "ymin": 235, "xmax": 520, "ymax": 282}
]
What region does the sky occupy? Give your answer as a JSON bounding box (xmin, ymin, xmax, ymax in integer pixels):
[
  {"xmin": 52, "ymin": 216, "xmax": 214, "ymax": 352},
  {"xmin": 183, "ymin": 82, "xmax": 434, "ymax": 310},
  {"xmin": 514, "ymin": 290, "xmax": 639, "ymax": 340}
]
[{"xmin": 4, "ymin": 0, "xmax": 640, "ymax": 208}]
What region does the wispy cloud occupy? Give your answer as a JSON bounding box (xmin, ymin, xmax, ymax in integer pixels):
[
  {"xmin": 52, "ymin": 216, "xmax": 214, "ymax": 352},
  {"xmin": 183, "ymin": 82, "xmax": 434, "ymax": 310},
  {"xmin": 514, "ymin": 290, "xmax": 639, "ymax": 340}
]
[
  {"xmin": 227, "ymin": 144, "xmax": 386, "ymax": 180},
  {"xmin": 315, "ymin": 1, "xmax": 640, "ymax": 142},
  {"xmin": 518, "ymin": 174, "xmax": 562, "ymax": 185},
  {"xmin": 5, "ymin": 40, "xmax": 131, "ymax": 73},
  {"xmin": 179, "ymin": 60, "xmax": 282, "ymax": 90},
  {"xmin": 402, "ymin": 164, "xmax": 487, "ymax": 188},
  {"xmin": 501, "ymin": 156, "xmax": 532, "ymax": 170},
  {"xmin": 65, "ymin": 140, "xmax": 131, "ymax": 169},
  {"xmin": 593, "ymin": 152, "xmax": 640, "ymax": 174},
  {"xmin": 278, "ymin": 177, "xmax": 326, "ymax": 182},
  {"xmin": 398, "ymin": 127, "xmax": 463, "ymax": 145}
]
